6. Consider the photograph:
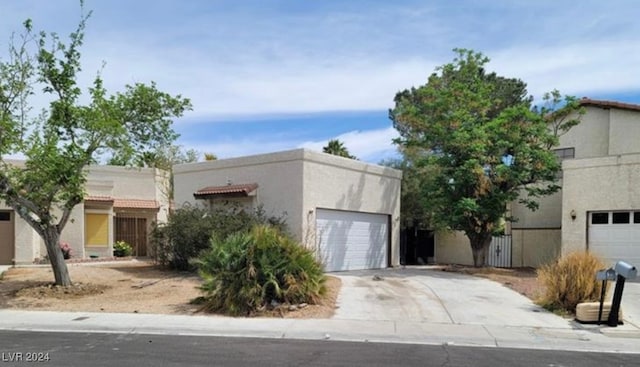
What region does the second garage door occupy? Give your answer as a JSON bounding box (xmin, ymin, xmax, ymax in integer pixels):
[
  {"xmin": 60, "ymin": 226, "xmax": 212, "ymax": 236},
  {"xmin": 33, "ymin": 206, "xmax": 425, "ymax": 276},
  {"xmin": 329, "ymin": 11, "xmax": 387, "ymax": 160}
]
[
  {"xmin": 316, "ymin": 209, "xmax": 388, "ymax": 272},
  {"xmin": 588, "ymin": 211, "xmax": 640, "ymax": 267}
]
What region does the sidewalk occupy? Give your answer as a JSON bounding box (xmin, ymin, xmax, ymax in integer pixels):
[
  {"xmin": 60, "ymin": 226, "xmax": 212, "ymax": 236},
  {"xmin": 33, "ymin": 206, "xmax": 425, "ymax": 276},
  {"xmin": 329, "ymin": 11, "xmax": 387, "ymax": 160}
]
[
  {"xmin": 1, "ymin": 265, "xmax": 638, "ymax": 353},
  {"xmin": 0, "ymin": 309, "xmax": 639, "ymax": 354}
]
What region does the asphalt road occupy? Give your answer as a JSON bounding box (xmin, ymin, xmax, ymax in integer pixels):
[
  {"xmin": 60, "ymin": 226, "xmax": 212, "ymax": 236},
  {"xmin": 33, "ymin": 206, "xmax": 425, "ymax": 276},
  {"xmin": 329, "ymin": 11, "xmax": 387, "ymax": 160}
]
[{"xmin": 0, "ymin": 330, "xmax": 636, "ymax": 367}]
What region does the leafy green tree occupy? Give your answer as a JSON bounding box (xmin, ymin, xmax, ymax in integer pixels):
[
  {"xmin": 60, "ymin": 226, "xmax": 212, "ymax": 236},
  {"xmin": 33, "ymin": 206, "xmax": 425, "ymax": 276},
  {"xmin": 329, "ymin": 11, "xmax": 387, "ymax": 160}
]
[
  {"xmin": 131, "ymin": 145, "xmax": 199, "ymax": 170},
  {"xmin": 322, "ymin": 139, "xmax": 357, "ymax": 159},
  {"xmin": 379, "ymin": 158, "xmax": 434, "ymax": 229},
  {"xmin": 390, "ymin": 49, "xmax": 582, "ymax": 267},
  {"xmin": 0, "ymin": 8, "xmax": 191, "ymax": 285}
]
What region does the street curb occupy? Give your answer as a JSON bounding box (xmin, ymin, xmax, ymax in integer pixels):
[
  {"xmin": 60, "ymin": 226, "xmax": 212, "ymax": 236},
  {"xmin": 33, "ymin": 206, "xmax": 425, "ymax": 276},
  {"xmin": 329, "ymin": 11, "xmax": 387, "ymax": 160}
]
[{"xmin": 1, "ymin": 310, "xmax": 640, "ymax": 354}]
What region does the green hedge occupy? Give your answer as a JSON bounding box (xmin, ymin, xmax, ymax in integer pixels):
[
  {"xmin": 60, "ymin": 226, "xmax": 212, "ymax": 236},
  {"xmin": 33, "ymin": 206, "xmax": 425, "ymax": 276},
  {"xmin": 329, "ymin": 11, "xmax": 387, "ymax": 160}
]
[{"xmin": 151, "ymin": 204, "xmax": 286, "ymax": 270}]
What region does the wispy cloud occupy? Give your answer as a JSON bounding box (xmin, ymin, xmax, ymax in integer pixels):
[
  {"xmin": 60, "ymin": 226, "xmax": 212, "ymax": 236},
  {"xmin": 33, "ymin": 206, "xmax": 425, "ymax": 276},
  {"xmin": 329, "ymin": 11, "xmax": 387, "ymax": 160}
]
[
  {"xmin": 4, "ymin": 0, "xmax": 640, "ymax": 118},
  {"xmin": 299, "ymin": 127, "xmax": 399, "ymax": 162},
  {"xmin": 2, "ymin": 0, "xmax": 640, "ymax": 164}
]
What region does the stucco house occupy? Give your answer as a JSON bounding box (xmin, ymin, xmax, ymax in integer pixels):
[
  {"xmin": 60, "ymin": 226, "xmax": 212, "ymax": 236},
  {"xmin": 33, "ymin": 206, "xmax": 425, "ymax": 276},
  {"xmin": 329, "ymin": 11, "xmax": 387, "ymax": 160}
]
[
  {"xmin": 0, "ymin": 165, "xmax": 170, "ymax": 265},
  {"xmin": 435, "ymin": 98, "xmax": 640, "ymax": 268},
  {"xmin": 173, "ymin": 148, "xmax": 402, "ymax": 272}
]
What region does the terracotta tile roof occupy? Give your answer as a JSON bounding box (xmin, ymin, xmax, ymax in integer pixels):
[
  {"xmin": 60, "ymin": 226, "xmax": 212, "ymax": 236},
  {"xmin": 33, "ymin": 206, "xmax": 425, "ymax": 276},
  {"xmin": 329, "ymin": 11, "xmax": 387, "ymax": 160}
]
[
  {"xmin": 84, "ymin": 196, "xmax": 159, "ymax": 209},
  {"xmin": 194, "ymin": 183, "xmax": 259, "ymax": 198},
  {"xmin": 579, "ymin": 98, "xmax": 640, "ymax": 112},
  {"xmin": 84, "ymin": 195, "xmax": 114, "ymax": 203},
  {"xmin": 113, "ymin": 199, "xmax": 160, "ymax": 209}
]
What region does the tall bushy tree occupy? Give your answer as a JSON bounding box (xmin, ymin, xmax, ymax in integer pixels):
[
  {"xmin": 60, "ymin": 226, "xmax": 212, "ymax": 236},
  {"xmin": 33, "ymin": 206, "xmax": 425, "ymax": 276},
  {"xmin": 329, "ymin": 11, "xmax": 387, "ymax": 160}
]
[
  {"xmin": 380, "ymin": 158, "xmax": 434, "ymax": 229},
  {"xmin": 390, "ymin": 49, "xmax": 582, "ymax": 267},
  {"xmin": 0, "ymin": 7, "xmax": 191, "ymax": 285}
]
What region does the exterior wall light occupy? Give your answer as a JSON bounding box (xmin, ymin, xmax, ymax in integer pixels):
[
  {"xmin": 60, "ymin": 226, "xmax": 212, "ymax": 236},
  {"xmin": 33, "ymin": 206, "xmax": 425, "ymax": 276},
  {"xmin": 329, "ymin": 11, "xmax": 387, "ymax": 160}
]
[{"xmin": 570, "ymin": 209, "xmax": 577, "ymax": 221}]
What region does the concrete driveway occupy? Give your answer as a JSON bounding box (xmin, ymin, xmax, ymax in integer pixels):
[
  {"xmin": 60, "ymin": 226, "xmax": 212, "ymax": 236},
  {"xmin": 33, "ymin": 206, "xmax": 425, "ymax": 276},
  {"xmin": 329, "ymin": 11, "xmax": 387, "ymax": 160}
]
[
  {"xmin": 331, "ymin": 267, "xmax": 573, "ymax": 328},
  {"xmin": 621, "ymin": 280, "xmax": 640, "ymax": 328}
]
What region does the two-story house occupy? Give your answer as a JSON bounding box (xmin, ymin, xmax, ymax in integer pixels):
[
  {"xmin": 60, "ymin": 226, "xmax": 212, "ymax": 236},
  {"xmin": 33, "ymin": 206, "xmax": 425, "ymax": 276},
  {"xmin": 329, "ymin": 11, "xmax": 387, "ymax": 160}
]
[{"xmin": 435, "ymin": 98, "xmax": 640, "ymax": 268}]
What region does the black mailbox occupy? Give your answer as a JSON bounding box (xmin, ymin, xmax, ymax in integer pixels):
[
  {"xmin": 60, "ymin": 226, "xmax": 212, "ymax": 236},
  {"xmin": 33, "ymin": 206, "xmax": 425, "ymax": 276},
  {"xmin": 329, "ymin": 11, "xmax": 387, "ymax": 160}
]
[{"xmin": 608, "ymin": 261, "xmax": 637, "ymax": 327}]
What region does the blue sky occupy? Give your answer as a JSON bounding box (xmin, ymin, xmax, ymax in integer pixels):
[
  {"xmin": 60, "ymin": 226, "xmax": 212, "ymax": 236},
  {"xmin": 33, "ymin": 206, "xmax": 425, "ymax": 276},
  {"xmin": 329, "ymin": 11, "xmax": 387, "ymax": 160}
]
[{"xmin": 1, "ymin": 1, "xmax": 640, "ymax": 163}]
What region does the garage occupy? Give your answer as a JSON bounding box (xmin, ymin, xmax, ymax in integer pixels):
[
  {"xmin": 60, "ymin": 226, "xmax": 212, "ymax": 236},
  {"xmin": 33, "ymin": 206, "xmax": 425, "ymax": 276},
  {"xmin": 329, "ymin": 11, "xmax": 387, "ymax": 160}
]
[
  {"xmin": 316, "ymin": 209, "xmax": 389, "ymax": 272},
  {"xmin": 588, "ymin": 211, "xmax": 640, "ymax": 267},
  {"xmin": 0, "ymin": 211, "xmax": 14, "ymax": 265}
]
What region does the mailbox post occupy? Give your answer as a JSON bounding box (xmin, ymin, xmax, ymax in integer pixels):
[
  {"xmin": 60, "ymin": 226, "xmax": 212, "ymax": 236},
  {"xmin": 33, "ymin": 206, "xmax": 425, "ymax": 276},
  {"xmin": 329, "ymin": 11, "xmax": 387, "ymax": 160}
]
[
  {"xmin": 607, "ymin": 261, "xmax": 637, "ymax": 327},
  {"xmin": 595, "ymin": 268, "xmax": 616, "ymax": 324}
]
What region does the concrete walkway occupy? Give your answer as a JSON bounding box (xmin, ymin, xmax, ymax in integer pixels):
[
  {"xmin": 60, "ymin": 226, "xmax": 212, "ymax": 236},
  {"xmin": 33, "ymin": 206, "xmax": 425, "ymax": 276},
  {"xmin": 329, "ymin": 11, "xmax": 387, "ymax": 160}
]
[{"xmin": 0, "ymin": 266, "xmax": 638, "ymax": 353}]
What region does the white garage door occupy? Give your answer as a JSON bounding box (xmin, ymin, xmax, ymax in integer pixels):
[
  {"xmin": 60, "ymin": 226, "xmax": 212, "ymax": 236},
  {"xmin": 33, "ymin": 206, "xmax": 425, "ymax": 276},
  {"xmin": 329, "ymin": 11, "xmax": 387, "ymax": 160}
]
[
  {"xmin": 316, "ymin": 209, "xmax": 388, "ymax": 272},
  {"xmin": 588, "ymin": 211, "xmax": 640, "ymax": 268}
]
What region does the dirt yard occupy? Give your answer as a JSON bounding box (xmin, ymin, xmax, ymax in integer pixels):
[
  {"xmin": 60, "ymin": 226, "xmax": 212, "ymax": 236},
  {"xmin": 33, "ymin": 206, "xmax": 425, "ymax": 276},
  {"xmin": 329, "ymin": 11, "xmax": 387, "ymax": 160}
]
[
  {"xmin": 0, "ymin": 260, "xmax": 341, "ymax": 318},
  {"xmin": 0, "ymin": 261, "xmax": 541, "ymax": 318},
  {"xmin": 442, "ymin": 265, "xmax": 544, "ymax": 301}
]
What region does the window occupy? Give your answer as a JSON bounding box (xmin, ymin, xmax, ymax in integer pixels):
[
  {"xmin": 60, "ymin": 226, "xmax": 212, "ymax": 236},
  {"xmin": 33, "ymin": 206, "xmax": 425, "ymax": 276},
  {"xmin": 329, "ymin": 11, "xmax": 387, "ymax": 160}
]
[
  {"xmin": 591, "ymin": 212, "xmax": 609, "ymax": 224},
  {"xmin": 85, "ymin": 213, "xmax": 109, "ymax": 247},
  {"xmin": 553, "ymin": 147, "xmax": 575, "ymax": 160},
  {"xmin": 0, "ymin": 212, "xmax": 10, "ymax": 221},
  {"xmin": 634, "ymin": 212, "xmax": 640, "ymax": 224},
  {"xmin": 612, "ymin": 212, "xmax": 630, "ymax": 224}
]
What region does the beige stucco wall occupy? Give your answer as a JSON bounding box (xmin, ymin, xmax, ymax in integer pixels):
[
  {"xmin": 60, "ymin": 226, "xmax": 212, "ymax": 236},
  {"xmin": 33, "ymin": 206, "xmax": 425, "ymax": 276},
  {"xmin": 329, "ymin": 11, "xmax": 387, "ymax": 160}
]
[
  {"xmin": 174, "ymin": 150, "xmax": 305, "ymax": 239},
  {"xmin": 87, "ymin": 165, "xmax": 169, "ymax": 202},
  {"xmin": 511, "ymin": 229, "xmax": 560, "ymax": 268},
  {"xmin": 59, "ymin": 204, "xmax": 86, "ymax": 259},
  {"xmin": 510, "ymin": 189, "xmax": 563, "ymax": 229},
  {"xmin": 14, "ymin": 217, "xmax": 42, "ymax": 264},
  {"xmin": 434, "ymin": 231, "xmax": 473, "ymax": 266},
  {"xmin": 607, "ymin": 109, "xmax": 640, "ymax": 156},
  {"xmin": 301, "ymin": 150, "xmax": 402, "ymax": 267},
  {"xmin": 556, "ymin": 106, "xmax": 610, "ymax": 159},
  {"xmin": 511, "ymin": 105, "xmax": 617, "ymax": 231},
  {"xmin": 562, "ymin": 154, "xmax": 640, "ymax": 255}
]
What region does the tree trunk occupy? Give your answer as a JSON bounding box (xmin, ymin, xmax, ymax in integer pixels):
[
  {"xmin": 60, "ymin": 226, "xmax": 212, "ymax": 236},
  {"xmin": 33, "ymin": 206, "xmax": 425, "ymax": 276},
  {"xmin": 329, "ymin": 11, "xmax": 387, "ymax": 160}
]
[
  {"xmin": 43, "ymin": 228, "xmax": 72, "ymax": 286},
  {"xmin": 469, "ymin": 233, "xmax": 493, "ymax": 267}
]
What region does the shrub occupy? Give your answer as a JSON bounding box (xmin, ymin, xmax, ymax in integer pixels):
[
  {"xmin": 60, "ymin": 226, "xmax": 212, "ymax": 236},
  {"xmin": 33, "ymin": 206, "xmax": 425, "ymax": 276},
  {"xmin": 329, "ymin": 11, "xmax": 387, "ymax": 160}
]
[
  {"xmin": 113, "ymin": 241, "xmax": 133, "ymax": 257},
  {"xmin": 197, "ymin": 225, "xmax": 326, "ymax": 316},
  {"xmin": 537, "ymin": 251, "xmax": 607, "ymax": 313},
  {"xmin": 151, "ymin": 203, "xmax": 287, "ymax": 271}
]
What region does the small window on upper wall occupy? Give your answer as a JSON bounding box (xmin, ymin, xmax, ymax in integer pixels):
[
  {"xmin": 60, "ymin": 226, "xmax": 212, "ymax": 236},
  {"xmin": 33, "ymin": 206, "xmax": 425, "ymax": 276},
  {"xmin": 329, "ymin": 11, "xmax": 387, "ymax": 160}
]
[
  {"xmin": 612, "ymin": 212, "xmax": 630, "ymax": 224},
  {"xmin": 553, "ymin": 147, "xmax": 576, "ymax": 160},
  {"xmin": 0, "ymin": 212, "xmax": 9, "ymax": 221},
  {"xmin": 591, "ymin": 212, "xmax": 609, "ymax": 224},
  {"xmin": 634, "ymin": 212, "xmax": 640, "ymax": 224}
]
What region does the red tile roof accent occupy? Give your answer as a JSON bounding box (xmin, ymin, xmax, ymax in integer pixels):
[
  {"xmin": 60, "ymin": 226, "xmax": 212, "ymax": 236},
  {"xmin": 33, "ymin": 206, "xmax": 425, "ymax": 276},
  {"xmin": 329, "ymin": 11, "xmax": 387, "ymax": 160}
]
[
  {"xmin": 579, "ymin": 98, "xmax": 640, "ymax": 112},
  {"xmin": 113, "ymin": 199, "xmax": 160, "ymax": 209},
  {"xmin": 194, "ymin": 183, "xmax": 259, "ymax": 197},
  {"xmin": 84, "ymin": 195, "xmax": 114, "ymax": 203},
  {"xmin": 84, "ymin": 196, "xmax": 159, "ymax": 209}
]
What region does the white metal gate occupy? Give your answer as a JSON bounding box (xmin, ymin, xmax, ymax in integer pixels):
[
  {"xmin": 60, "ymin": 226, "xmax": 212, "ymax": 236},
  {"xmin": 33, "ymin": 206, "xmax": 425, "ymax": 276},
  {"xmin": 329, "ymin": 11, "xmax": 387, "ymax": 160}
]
[{"xmin": 488, "ymin": 235, "xmax": 512, "ymax": 268}]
